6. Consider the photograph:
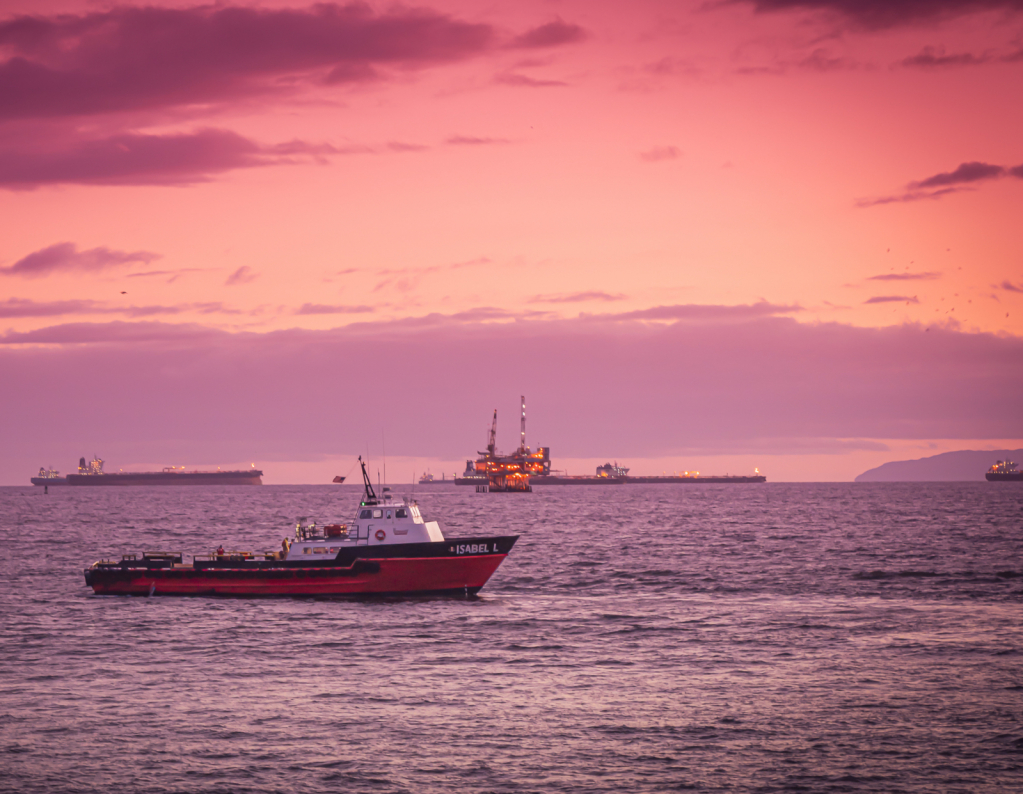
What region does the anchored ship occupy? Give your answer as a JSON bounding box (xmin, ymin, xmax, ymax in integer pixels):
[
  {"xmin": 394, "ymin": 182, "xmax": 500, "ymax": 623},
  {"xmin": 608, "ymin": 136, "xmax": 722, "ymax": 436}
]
[
  {"xmin": 83, "ymin": 458, "xmax": 517, "ymax": 598},
  {"xmin": 986, "ymin": 460, "xmax": 1023, "ymax": 482},
  {"xmin": 66, "ymin": 455, "xmax": 262, "ymax": 485},
  {"xmin": 31, "ymin": 467, "xmax": 67, "ymax": 486}
]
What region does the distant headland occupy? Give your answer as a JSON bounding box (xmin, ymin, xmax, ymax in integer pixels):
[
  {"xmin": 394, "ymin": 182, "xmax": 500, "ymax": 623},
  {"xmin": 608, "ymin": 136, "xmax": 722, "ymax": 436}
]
[{"xmin": 855, "ymin": 449, "xmax": 1023, "ymax": 482}]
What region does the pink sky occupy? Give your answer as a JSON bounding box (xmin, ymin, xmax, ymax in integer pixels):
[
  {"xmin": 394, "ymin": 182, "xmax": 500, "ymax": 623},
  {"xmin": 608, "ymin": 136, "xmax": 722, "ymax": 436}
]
[{"xmin": 1, "ymin": 0, "xmax": 1022, "ymax": 483}]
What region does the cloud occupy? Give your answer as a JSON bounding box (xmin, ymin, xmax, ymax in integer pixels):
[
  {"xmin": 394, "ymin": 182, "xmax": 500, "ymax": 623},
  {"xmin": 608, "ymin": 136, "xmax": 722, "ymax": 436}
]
[
  {"xmin": 386, "ymin": 141, "xmax": 429, "ymax": 153},
  {"xmin": 449, "ymin": 257, "xmax": 491, "ymax": 269},
  {"xmin": 857, "ymin": 187, "xmax": 962, "ymax": 206},
  {"xmin": 743, "ymin": 1, "xmax": 1023, "ymax": 31},
  {"xmin": 0, "ymin": 321, "xmax": 220, "ymax": 345},
  {"xmin": 1, "ymin": 242, "xmax": 159, "ymax": 277},
  {"xmin": 494, "ymin": 72, "xmax": 568, "ymax": 87},
  {"xmin": 861, "ymin": 160, "xmax": 1023, "ymax": 206},
  {"xmin": 0, "ymin": 298, "xmax": 104, "ymax": 318},
  {"xmin": 529, "ymin": 292, "xmax": 628, "ymax": 304},
  {"xmin": 864, "ymin": 295, "xmax": 919, "ymax": 304},
  {"xmin": 225, "ymin": 266, "xmax": 258, "ymax": 286},
  {"xmin": 0, "ymin": 4, "xmax": 495, "ymax": 121},
  {"xmin": 590, "ymin": 300, "xmax": 803, "ymax": 322},
  {"xmin": 911, "ymin": 161, "xmax": 1006, "ymax": 189},
  {"xmin": 868, "ymin": 272, "xmax": 941, "ymax": 281},
  {"xmin": 508, "ymin": 19, "xmax": 586, "ymax": 49},
  {"xmin": 0, "ymin": 127, "xmax": 339, "ymax": 189},
  {"xmin": 1000, "ymin": 280, "xmax": 1023, "ymax": 292},
  {"xmin": 126, "ymin": 268, "xmax": 205, "ymax": 282},
  {"xmin": 644, "ymin": 57, "xmax": 702, "ymax": 78},
  {"xmin": 639, "ymin": 146, "xmax": 681, "ymax": 162},
  {"xmin": 0, "ymin": 298, "xmax": 239, "ymax": 318},
  {"xmin": 799, "ymin": 48, "xmax": 857, "ymax": 71},
  {"xmin": 445, "ymin": 135, "xmax": 509, "ymax": 146},
  {"xmin": 2, "ymin": 316, "xmax": 1020, "ymax": 479},
  {"xmin": 295, "ymin": 303, "xmax": 375, "ymax": 315},
  {"xmin": 900, "ymin": 45, "xmax": 989, "ymax": 68}
]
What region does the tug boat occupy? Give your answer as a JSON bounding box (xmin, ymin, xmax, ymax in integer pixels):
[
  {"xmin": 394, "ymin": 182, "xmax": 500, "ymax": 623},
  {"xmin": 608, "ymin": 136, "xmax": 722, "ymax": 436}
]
[{"xmin": 83, "ymin": 458, "xmax": 518, "ymax": 598}]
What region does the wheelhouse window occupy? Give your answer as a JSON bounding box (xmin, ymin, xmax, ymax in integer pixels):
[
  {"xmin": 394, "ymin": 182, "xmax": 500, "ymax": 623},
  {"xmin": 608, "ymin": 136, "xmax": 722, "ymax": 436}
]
[
  {"xmin": 373, "ymin": 509, "xmax": 383, "ymax": 519},
  {"xmin": 396, "ymin": 508, "xmax": 408, "ymax": 518},
  {"xmin": 386, "ymin": 510, "xmax": 392, "ymax": 520},
  {"xmin": 359, "ymin": 509, "xmax": 372, "ymax": 519}
]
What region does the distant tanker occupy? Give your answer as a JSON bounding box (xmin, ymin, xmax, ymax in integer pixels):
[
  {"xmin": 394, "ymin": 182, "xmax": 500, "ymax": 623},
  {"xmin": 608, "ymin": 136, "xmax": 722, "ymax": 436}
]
[{"xmin": 50, "ymin": 455, "xmax": 263, "ymax": 486}]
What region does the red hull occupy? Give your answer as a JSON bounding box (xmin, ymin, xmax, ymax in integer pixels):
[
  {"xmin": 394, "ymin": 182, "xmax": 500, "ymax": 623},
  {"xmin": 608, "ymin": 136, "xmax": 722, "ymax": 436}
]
[{"xmin": 88, "ymin": 554, "xmax": 509, "ymax": 597}]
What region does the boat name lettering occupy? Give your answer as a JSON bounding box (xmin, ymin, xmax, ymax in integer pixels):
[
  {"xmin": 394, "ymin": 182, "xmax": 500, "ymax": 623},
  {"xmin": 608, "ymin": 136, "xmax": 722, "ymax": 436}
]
[{"xmin": 456, "ymin": 543, "xmax": 490, "ymax": 555}]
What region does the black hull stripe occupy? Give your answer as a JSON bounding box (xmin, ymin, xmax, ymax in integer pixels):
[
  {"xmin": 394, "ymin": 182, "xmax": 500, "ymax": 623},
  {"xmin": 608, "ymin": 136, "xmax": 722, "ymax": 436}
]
[{"xmin": 89, "ymin": 587, "xmax": 485, "ymax": 599}]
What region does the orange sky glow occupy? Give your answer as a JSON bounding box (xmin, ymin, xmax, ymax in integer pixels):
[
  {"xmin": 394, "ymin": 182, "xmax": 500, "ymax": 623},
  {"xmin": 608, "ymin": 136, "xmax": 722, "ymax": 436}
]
[{"xmin": 1, "ymin": 0, "xmax": 1022, "ymax": 483}]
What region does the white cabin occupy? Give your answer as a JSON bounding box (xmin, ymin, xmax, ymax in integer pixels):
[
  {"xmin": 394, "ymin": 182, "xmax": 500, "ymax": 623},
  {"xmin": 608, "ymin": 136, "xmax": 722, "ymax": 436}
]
[{"xmin": 286, "ymin": 493, "xmax": 444, "ymax": 562}]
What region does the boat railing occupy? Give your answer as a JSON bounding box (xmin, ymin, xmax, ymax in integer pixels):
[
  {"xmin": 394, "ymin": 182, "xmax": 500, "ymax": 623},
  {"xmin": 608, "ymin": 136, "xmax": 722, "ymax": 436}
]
[
  {"xmin": 195, "ymin": 551, "xmax": 281, "ymax": 562},
  {"xmin": 142, "ymin": 551, "xmax": 183, "ymax": 564}
]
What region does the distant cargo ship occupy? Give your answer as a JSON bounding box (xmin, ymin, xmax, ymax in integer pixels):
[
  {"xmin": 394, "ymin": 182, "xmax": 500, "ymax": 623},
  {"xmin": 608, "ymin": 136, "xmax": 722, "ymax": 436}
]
[
  {"xmin": 531, "ymin": 466, "xmax": 766, "ymax": 484},
  {"xmin": 31, "ymin": 467, "xmax": 67, "ymax": 486},
  {"xmin": 63, "ymin": 455, "xmax": 263, "ymax": 486},
  {"xmin": 986, "ymin": 460, "xmax": 1023, "ymax": 482}
]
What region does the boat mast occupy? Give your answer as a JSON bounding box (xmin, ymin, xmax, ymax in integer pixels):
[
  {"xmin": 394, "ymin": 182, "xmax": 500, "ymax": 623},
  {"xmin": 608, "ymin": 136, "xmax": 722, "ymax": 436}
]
[{"xmin": 359, "ymin": 455, "xmax": 378, "ymax": 505}]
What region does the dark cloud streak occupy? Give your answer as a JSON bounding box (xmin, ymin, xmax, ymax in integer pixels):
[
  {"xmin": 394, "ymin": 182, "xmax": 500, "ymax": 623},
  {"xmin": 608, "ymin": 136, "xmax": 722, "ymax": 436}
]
[
  {"xmin": 862, "ymin": 160, "xmax": 1023, "ymax": 206},
  {"xmin": 864, "ymin": 295, "xmax": 919, "ymax": 304},
  {"xmin": 744, "ymin": 0, "xmax": 1023, "ymax": 30},
  {"xmin": 900, "ymin": 45, "xmax": 989, "ymax": 67},
  {"xmin": 912, "ymin": 161, "xmax": 1005, "ymax": 189},
  {"xmin": 528, "ymin": 292, "xmax": 627, "ymax": 304},
  {"xmin": 0, "ymin": 127, "xmax": 335, "ymax": 189},
  {"xmin": 0, "ymin": 298, "xmax": 239, "ymax": 318},
  {"xmin": 868, "ymin": 272, "xmax": 941, "ymax": 281},
  {"xmin": 0, "ymin": 4, "xmax": 495, "ymax": 121},
  {"xmin": 508, "ymin": 19, "xmax": 586, "ymax": 49},
  {"xmin": 295, "ymin": 303, "xmax": 375, "ymax": 315},
  {"xmin": 1, "ymin": 242, "xmax": 159, "ymax": 277},
  {"xmin": 588, "ymin": 301, "xmax": 803, "ymax": 322}
]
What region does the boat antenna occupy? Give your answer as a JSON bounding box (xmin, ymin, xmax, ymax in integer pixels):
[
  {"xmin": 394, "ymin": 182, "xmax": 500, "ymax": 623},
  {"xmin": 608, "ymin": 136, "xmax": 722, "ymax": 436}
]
[{"xmin": 359, "ymin": 455, "xmax": 378, "ymax": 505}]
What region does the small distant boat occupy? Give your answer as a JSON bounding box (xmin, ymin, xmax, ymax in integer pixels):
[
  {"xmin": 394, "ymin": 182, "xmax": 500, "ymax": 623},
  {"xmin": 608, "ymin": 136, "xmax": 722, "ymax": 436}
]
[
  {"xmin": 418, "ymin": 471, "xmax": 447, "ymax": 484},
  {"xmin": 84, "ymin": 457, "xmax": 518, "ymax": 598},
  {"xmin": 986, "ymin": 460, "xmax": 1023, "ymax": 482}
]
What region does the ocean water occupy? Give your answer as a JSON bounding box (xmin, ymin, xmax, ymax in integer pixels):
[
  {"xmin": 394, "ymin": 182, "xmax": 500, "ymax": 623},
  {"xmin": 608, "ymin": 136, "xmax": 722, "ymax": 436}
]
[{"xmin": 1, "ymin": 482, "xmax": 1021, "ymax": 793}]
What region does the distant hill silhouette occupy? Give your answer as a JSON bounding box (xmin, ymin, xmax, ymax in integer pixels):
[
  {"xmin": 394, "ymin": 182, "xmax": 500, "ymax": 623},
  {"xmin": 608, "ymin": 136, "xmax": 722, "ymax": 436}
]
[{"xmin": 855, "ymin": 449, "xmax": 1023, "ymax": 482}]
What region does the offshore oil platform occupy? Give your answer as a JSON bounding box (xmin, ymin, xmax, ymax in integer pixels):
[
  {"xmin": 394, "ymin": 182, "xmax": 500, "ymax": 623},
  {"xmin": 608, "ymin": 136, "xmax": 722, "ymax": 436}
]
[
  {"xmin": 455, "ymin": 397, "xmax": 766, "ymax": 489},
  {"xmin": 456, "ymin": 397, "xmax": 549, "ymax": 492}
]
